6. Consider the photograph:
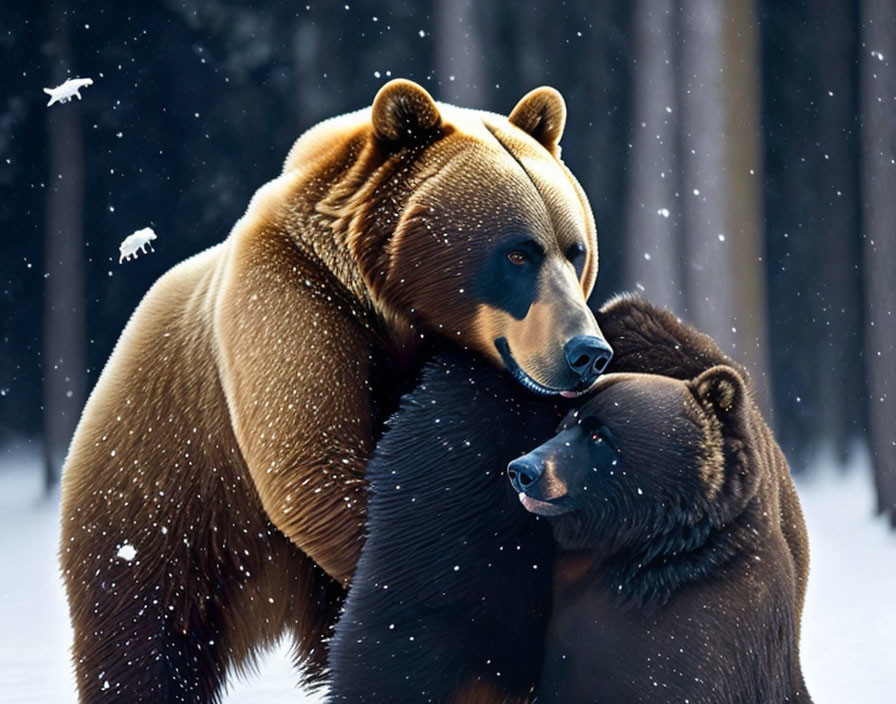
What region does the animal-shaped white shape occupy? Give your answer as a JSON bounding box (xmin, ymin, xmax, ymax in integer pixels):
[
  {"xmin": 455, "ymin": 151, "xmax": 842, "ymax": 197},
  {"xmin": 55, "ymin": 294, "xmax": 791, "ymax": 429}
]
[
  {"xmin": 43, "ymin": 77, "xmax": 94, "ymax": 106},
  {"xmin": 119, "ymin": 227, "xmax": 158, "ymax": 264}
]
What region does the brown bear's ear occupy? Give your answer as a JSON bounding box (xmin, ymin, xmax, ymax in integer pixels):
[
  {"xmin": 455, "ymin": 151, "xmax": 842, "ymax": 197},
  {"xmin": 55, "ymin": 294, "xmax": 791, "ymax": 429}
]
[
  {"xmin": 688, "ymin": 365, "xmax": 747, "ymax": 424},
  {"xmin": 508, "ymin": 86, "xmax": 567, "ymax": 153},
  {"xmin": 371, "ymin": 79, "xmax": 442, "ymax": 144}
]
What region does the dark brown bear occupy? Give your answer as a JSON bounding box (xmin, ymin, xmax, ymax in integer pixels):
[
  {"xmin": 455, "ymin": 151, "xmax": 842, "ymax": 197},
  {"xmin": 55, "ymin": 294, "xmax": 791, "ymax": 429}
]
[
  {"xmin": 509, "ymin": 303, "xmax": 812, "ymax": 702},
  {"xmin": 59, "ymin": 79, "xmax": 611, "ymax": 703}
]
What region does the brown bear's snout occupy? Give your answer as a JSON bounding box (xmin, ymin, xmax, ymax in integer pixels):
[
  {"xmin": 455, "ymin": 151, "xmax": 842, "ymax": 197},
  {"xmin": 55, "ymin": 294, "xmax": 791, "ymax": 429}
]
[{"xmin": 563, "ymin": 334, "xmax": 613, "ymax": 390}]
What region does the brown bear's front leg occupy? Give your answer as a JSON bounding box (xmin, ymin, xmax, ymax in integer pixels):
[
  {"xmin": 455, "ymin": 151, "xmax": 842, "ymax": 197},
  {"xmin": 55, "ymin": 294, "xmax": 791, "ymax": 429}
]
[{"xmin": 215, "ymin": 238, "xmax": 383, "ymax": 584}]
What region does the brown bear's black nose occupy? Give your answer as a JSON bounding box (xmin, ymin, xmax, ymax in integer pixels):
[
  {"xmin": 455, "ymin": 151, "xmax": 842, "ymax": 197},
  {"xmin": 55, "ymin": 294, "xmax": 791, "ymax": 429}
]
[
  {"xmin": 563, "ymin": 335, "xmax": 614, "ymax": 386},
  {"xmin": 507, "ymin": 457, "xmax": 543, "ymax": 493}
]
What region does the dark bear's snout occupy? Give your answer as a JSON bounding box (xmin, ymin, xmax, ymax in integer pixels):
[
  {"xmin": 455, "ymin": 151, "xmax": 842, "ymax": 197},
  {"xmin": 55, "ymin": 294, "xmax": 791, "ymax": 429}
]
[
  {"xmin": 508, "ymin": 456, "xmax": 544, "ymax": 493},
  {"xmin": 508, "ymin": 443, "xmax": 574, "ymax": 517},
  {"xmin": 563, "ymin": 334, "xmax": 613, "ymax": 387}
]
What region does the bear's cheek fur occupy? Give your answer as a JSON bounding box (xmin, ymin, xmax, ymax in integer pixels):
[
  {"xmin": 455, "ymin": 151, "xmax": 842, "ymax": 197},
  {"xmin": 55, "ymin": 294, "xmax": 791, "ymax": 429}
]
[
  {"xmin": 377, "ymin": 144, "xmax": 601, "ymax": 389},
  {"xmin": 472, "ymin": 279, "xmax": 604, "ymax": 391}
]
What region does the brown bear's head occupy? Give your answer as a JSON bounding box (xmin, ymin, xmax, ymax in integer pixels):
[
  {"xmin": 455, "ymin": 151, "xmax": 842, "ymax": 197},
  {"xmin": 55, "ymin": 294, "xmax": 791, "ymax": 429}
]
[
  {"xmin": 507, "ymin": 366, "xmax": 758, "ymax": 553},
  {"xmin": 318, "ymin": 79, "xmax": 612, "ymax": 396}
]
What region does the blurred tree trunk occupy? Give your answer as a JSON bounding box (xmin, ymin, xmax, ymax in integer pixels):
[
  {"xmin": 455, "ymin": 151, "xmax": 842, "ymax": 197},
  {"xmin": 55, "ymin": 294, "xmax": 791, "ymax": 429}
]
[
  {"xmin": 721, "ymin": 0, "xmax": 771, "ymax": 414},
  {"xmin": 677, "ymin": 0, "xmax": 770, "ymax": 412},
  {"xmin": 677, "ymin": 0, "xmax": 736, "ymax": 353},
  {"xmin": 759, "ymin": 1, "xmax": 822, "ymax": 467},
  {"xmin": 43, "ymin": 0, "xmax": 86, "ymax": 492},
  {"xmin": 434, "ymin": 0, "xmax": 485, "ymax": 106},
  {"xmin": 624, "ymin": 0, "xmax": 684, "ymax": 314},
  {"xmin": 860, "ymin": 0, "xmax": 896, "ymax": 525},
  {"xmin": 814, "ymin": 0, "xmax": 865, "ymax": 462}
]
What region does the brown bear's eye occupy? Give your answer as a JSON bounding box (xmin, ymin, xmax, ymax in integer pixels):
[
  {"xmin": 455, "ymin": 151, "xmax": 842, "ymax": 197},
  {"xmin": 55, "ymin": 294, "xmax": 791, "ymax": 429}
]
[{"xmin": 507, "ymin": 251, "xmax": 528, "ymax": 266}]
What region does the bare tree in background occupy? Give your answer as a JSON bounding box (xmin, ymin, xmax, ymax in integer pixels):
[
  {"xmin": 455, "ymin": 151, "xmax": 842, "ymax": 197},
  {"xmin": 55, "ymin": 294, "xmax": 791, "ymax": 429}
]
[
  {"xmin": 616, "ymin": 1, "xmax": 772, "ymax": 411},
  {"xmin": 813, "ymin": 0, "xmax": 865, "ymax": 461},
  {"xmin": 860, "ymin": 0, "xmax": 896, "ymax": 525},
  {"xmin": 625, "ymin": 0, "xmax": 684, "ymax": 313},
  {"xmin": 434, "ymin": 0, "xmax": 485, "ymax": 106},
  {"xmin": 678, "ymin": 0, "xmax": 736, "ymax": 353},
  {"xmin": 721, "ymin": 0, "xmax": 771, "ymax": 413},
  {"xmin": 43, "ymin": 0, "xmax": 86, "ymax": 491}
]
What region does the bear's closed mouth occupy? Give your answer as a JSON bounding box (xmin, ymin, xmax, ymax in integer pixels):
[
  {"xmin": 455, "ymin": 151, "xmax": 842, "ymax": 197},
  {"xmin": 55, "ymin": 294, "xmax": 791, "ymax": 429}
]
[
  {"xmin": 495, "ymin": 337, "xmax": 575, "ymax": 397},
  {"xmin": 518, "ymin": 492, "xmax": 570, "ymax": 516}
]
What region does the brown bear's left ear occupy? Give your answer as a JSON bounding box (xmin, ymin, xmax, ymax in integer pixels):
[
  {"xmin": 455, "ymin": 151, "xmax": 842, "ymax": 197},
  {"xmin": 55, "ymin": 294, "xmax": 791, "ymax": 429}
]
[
  {"xmin": 688, "ymin": 365, "xmax": 747, "ymax": 423},
  {"xmin": 371, "ymin": 79, "xmax": 442, "ymax": 144},
  {"xmin": 508, "ymin": 86, "xmax": 567, "ymax": 154}
]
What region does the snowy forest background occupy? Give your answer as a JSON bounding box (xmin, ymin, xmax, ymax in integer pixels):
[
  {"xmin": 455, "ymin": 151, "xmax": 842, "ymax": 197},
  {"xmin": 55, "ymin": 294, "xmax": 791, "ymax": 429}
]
[{"xmin": 0, "ymin": 1, "xmax": 894, "ymax": 702}]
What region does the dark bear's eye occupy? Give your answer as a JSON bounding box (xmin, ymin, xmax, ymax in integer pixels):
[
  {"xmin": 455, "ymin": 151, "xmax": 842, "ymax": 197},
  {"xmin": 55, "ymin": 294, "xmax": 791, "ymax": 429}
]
[
  {"xmin": 507, "ymin": 251, "xmax": 528, "ymax": 266},
  {"xmin": 587, "ymin": 424, "xmax": 619, "ymax": 453},
  {"xmin": 566, "ymin": 242, "xmax": 586, "ymax": 278}
]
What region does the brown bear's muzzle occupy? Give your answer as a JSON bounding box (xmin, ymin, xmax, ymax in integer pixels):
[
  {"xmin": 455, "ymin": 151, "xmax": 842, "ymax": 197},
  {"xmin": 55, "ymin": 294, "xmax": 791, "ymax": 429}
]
[
  {"xmin": 489, "ymin": 302, "xmax": 613, "ymax": 396},
  {"xmin": 562, "ymin": 334, "xmax": 614, "ymax": 394}
]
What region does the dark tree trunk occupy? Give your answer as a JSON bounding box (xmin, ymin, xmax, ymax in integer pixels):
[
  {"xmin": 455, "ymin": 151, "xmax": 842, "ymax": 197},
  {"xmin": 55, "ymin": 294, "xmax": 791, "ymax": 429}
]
[
  {"xmin": 814, "ymin": 0, "xmax": 865, "ymax": 462},
  {"xmin": 43, "ymin": 0, "xmax": 86, "ymax": 492},
  {"xmin": 758, "ymin": 1, "xmax": 821, "ymax": 465},
  {"xmin": 860, "ymin": 0, "xmax": 896, "ymax": 525}
]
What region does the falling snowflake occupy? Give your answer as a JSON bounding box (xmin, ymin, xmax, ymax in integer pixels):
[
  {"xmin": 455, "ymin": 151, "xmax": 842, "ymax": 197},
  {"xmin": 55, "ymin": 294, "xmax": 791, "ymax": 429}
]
[
  {"xmin": 43, "ymin": 77, "xmax": 94, "ymax": 107},
  {"xmin": 119, "ymin": 227, "xmax": 157, "ymax": 263},
  {"xmin": 116, "ymin": 543, "xmax": 137, "ymax": 561}
]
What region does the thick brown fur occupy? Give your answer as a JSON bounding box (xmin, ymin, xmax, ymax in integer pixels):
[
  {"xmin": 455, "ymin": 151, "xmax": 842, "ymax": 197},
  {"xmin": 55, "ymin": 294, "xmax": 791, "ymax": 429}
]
[
  {"xmin": 519, "ymin": 295, "xmax": 812, "ymax": 703},
  {"xmin": 59, "ymin": 79, "xmax": 604, "ymax": 703},
  {"xmin": 595, "ymin": 294, "xmax": 810, "ymax": 629}
]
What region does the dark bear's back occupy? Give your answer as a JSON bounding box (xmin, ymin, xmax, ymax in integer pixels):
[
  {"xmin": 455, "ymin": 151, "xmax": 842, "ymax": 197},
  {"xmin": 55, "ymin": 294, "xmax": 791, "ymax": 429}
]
[{"xmin": 329, "ymin": 348, "xmax": 564, "ymax": 702}]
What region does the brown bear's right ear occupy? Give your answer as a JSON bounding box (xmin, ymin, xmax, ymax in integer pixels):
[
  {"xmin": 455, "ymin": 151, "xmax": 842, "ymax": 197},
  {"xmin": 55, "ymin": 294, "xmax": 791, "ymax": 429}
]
[
  {"xmin": 371, "ymin": 79, "xmax": 442, "ymax": 144},
  {"xmin": 688, "ymin": 365, "xmax": 748, "ymax": 425},
  {"xmin": 508, "ymin": 86, "xmax": 567, "ymax": 154}
]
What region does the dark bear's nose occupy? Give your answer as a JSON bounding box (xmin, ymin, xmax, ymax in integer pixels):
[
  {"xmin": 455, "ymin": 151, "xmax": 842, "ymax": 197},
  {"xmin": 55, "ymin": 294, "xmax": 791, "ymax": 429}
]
[
  {"xmin": 563, "ymin": 335, "xmax": 613, "ymax": 385},
  {"xmin": 507, "ymin": 457, "xmax": 543, "ymax": 493}
]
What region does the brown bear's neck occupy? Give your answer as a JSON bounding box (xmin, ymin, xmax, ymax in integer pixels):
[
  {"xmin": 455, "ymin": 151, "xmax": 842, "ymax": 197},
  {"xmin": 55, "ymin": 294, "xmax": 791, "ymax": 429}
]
[
  {"xmin": 599, "ymin": 497, "xmax": 763, "ymax": 610},
  {"xmin": 278, "ymin": 132, "xmax": 421, "ymax": 354}
]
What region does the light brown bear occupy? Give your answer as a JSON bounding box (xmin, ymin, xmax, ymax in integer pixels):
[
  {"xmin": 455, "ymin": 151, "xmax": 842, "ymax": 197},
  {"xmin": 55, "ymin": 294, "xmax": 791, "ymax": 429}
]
[{"xmin": 59, "ymin": 79, "xmax": 612, "ymax": 703}]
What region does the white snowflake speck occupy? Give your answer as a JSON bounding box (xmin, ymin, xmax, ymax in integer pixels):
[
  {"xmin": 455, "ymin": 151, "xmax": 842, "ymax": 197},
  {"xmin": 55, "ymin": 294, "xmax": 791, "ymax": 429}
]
[{"xmin": 117, "ymin": 543, "xmax": 137, "ymax": 561}]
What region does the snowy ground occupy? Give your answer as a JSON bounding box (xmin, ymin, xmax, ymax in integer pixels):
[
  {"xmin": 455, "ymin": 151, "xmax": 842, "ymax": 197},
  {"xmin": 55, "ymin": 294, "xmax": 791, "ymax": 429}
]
[{"xmin": 0, "ymin": 443, "xmax": 893, "ymax": 703}]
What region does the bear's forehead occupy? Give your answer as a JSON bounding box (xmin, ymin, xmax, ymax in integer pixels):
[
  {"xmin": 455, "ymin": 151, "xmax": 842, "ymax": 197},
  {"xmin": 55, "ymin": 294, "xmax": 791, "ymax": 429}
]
[
  {"xmin": 575, "ymin": 374, "xmax": 699, "ymax": 425},
  {"xmin": 410, "ymin": 124, "xmax": 586, "ymax": 250}
]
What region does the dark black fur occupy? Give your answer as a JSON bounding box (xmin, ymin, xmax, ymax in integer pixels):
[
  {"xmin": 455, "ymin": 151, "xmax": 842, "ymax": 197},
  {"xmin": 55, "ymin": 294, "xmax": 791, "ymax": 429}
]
[
  {"xmin": 329, "ymin": 295, "xmax": 810, "ymax": 703},
  {"xmin": 523, "ymin": 370, "xmax": 811, "ymax": 703},
  {"xmin": 327, "ymin": 349, "xmax": 565, "ymax": 702},
  {"xmin": 516, "ymin": 295, "xmax": 813, "ymax": 704}
]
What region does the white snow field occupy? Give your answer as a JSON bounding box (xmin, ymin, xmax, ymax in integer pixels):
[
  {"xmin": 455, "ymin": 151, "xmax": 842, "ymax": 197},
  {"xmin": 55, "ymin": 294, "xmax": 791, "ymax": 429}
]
[{"xmin": 0, "ymin": 443, "xmax": 893, "ymax": 703}]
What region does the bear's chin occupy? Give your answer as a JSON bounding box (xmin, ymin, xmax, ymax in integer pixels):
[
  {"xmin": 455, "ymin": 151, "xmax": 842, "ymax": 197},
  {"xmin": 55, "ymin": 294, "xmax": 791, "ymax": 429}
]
[{"xmin": 518, "ymin": 493, "xmax": 570, "ymax": 516}]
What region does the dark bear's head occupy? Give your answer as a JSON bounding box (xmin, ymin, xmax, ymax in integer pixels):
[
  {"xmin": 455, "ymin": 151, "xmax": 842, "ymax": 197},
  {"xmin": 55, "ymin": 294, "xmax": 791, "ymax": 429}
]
[
  {"xmin": 315, "ymin": 79, "xmax": 612, "ymax": 395},
  {"xmin": 507, "ymin": 366, "xmax": 757, "ymax": 552}
]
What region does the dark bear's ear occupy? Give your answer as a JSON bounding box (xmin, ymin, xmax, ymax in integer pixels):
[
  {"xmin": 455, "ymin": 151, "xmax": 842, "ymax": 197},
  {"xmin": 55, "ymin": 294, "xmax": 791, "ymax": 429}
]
[
  {"xmin": 689, "ymin": 365, "xmax": 756, "ymax": 516},
  {"xmin": 371, "ymin": 79, "xmax": 442, "ymax": 143},
  {"xmin": 688, "ymin": 365, "xmax": 747, "ymax": 424},
  {"xmin": 508, "ymin": 86, "xmax": 567, "ymax": 153}
]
